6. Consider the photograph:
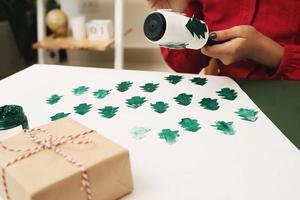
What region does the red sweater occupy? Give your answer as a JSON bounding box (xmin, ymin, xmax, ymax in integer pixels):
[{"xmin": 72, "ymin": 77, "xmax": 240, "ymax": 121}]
[{"xmin": 160, "ymin": 0, "xmax": 300, "ymax": 80}]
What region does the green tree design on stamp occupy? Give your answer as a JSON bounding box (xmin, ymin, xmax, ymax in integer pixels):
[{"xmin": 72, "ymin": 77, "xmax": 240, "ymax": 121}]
[
  {"xmin": 179, "ymin": 118, "xmax": 201, "ymax": 132},
  {"xmin": 190, "ymin": 77, "xmax": 207, "ymax": 86},
  {"xmin": 50, "ymin": 112, "xmax": 70, "ymax": 121},
  {"xmin": 140, "ymin": 83, "xmax": 159, "ymax": 92},
  {"xmin": 185, "ymin": 15, "xmax": 207, "ymax": 39},
  {"xmin": 73, "ymin": 86, "xmax": 89, "ymax": 95},
  {"xmin": 151, "ymin": 101, "xmax": 169, "ymax": 113},
  {"xmin": 160, "ymin": 43, "xmax": 188, "ymax": 49},
  {"xmin": 93, "ymin": 89, "xmax": 111, "ymax": 99},
  {"xmin": 126, "ymin": 96, "xmax": 147, "ymax": 108},
  {"xmin": 235, "ymin": 108, "xmax": 258, "ymax": 122},
  {"xmin": 217, "ymin": 88, "xmax": 238, "ymax": 100},
  {"xmin": 174, "ymin": 93, "xmax": 193, "ymax": 106},
  {"xmin": 212, "ymin": 121, "xmax": 235, "ymax": 135},
  {"xmin": 74, "ymin": 103, "xmax": 92, "ymax": 115},
  {"xmin": 130, "ymin": 127, "xmax": 151, "ymax": 140},
  {"xmin": 199, "ymin": 98, "xmax": 220, "ymax": 111},
  {"xmin": 116, "ymin": 81, "xmax": 133, "ymax": 92},
  {"xmin": 159, "ymin": 129, "xmax": 180, "ymax": 144},
  {"xmin": 165, "ymin": 75, "xmax": 183, "ymax": 84},
  {"xmin": 98, "ymin": 106, "xmax": 119, "ymax": 118},
  {"xmin": 47, "ymin": 94, "xmax": 62, "ymax": 105}
]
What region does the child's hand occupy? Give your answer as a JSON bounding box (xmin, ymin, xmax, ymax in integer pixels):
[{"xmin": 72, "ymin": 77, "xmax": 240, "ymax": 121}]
[
  {"xmin": 201, "ymin": 25, "xmax": 284, "ymax": 68},
  {"xmin": 146, "ymin": 0, "xmax": 187, "ymax": 12}
]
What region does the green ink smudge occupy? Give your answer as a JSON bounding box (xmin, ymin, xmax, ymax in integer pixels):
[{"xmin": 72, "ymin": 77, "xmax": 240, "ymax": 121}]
[
  {"xmin": 217, "ymin": 88, "xmax": 238, "ymax": 100},
  {"xmin": 174, "ymin": 93, "xmax": 193, "ymax": 106},
  {"xmin": 190, "ymin": 77, "xmax": 207, "ymax": 86},
  {"xmin": 199, "ymin": 98, "xmax": 219, "ymax": 111},
  {"xmin": 93, "ymin": 89, "xmax": 111, "ymax": 99},
  {"xmin": 140, "ymin": 83, "xmax": 159, "ymax": 92},
  {"xmin": 126, "ymin": 96, "xmax": 147, "ymax": 108},
  {"xmin": 47, "ymin": 94, "xmax": 62, "ymax": 105},
  {"xmin": 50, "ymin": 112, "xmax": 70, "ymax": 121},
  {"xmin": 179, "ymin": 118, "xmax": 201, "ymax": 132},
  {"xmin": 74, "ymin": 103, "xmax": 92, "ymax": 115},
  {"xmin": 73, "ymin": 86, "xmax": 89, "ymax": 95},
  {"xmin": 159, "ymin": 129, "xmax": 180, "ymax": 144},
  {"xmin": 235, "ymin": 108, "xmax": 258, "ymax": 122},
  {"xmin": 116, "ymin": 81, "xmax": 133, "ymax": 92},
  {"xmin": 151, "ymin": 101, "xmax": 169, "ymax": 113},
  {"xmin": 185, "ymin": 15, "xmax": 207, "ymax": 39},
  {"xmin": 130, "ymin": 127, "xmax": 151, "ymax": 140},
  {"xmin": 165, "ymin": 75, "xmax": 183, "ymax": 84},
  {"xmin": 98, "ymin": 106, "xmax": 119, "ymax": 118},
  {"xmin": 212, "ymin": 121, "xmax": 235, "ymax": 135}
]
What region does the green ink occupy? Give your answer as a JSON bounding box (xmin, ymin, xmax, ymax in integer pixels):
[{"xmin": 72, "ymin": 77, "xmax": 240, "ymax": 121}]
[
  {"xmin": 140, "ymin": 83, "xmax": 159, "ymax": 92},
  {"xmin": 212, "ymin": 121, "xmax": 235, "ymax": 135},
  {"xmin": 74, "ymin": 103, "xmax": 92, "ymax": 115},
  {"xmin": 161, "ymin": 43, "xmax": 188, "ymax": 49},
  {"xmin": 93, "ymin": 89, "xmax": 111, "ymax": 99},
  {"xmin": 73, "ymin": 86, "xmax": 89, "ymax": 95},
  {"xmin": 98, "ymin": 106, "xmax": 119, "ymax": 119},
  {"xmin": 50, "ymin": 112, "xmax": 70, "ymax": 121},
  {"xmin": 199, "ymin": 98, "xmax": 219, "ymax": 111},
  {"xmin": 165, "ymin": 75, "xmax": 183, "ymax": 84},
  {"xmin": 151, "ymin": 101, "xmax": 169, "ymax": 113},
  {"xmin": 174, "ymin": 93, "xmax": 193, "ymax": 106},
  {"xmin": 190, "ymin": 77, "xmax": 207, "ymax": 86},
  {"xmin": 217, "ymin": 88, "xmax": 238, "ymax": 100},
  {"xmin": 235, "ymin": 108, "xmax": 258, "ymax": 122},
  {"xmin": 116, "ymin": 81, "xmax": 133, "ymax": 92},
  {"xmin": 126, "ymin": 96, "xmax": 147, "ymax": 108},
  {"xmin": 159, "ymin": 129, "xmax": 180, "ymax": 144},
  {"xmin": 179, "ymin": 118, "xmax": 201, "ymax": 132},
  {"xmin": 130, "ymin": 127, "xmax": 151, "ymax": 140},
  {"xmin": 46, "ymin": 94, "xmax": 62, "ymax": 105},
  {"xmin": 185, "ymin": 15, "xmax": 207, "ymax": 39}
]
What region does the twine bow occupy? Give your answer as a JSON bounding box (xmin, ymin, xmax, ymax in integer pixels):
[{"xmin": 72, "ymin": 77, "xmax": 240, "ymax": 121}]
[{"xmin": 0, "ymin": 128, "xmax": 95, "ymax": 200}]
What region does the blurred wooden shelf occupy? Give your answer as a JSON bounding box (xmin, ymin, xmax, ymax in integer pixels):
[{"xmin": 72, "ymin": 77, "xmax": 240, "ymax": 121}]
[{"xmin": 32, "ymin": 28, "xmax": 132, "ymax": 51}]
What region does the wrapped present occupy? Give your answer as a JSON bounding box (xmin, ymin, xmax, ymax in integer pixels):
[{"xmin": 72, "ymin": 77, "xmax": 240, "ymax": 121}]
[{"xmin": 0, "ymin": 118, "xmax": 133, "ymax": 200}]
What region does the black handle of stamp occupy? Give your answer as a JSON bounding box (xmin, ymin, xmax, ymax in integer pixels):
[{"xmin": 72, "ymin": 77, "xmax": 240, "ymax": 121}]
[
  {"xmin": 205, "ymin": 38, "xmax": 224, "ymax": 46},
  {"xmin": 144, "ymin": 12, "xmax": 166, "ymax": 42}
]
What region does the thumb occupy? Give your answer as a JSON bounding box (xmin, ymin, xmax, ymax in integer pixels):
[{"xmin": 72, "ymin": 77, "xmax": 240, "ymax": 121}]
[{"xmin": 209, "ymin": 26, "xmax": 242, "ymax": 42}]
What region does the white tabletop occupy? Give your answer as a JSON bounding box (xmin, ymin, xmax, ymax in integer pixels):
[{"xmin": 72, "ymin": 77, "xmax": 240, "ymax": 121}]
[{"xmin": 0, "ymin": 64, "xmax": 299, "ymax": 200}]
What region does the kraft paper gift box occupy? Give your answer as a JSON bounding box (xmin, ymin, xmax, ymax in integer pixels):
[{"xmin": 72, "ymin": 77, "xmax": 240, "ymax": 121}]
[{"xmin": 0, "ymin": 118, "xmax": 133, "ymax": 200}]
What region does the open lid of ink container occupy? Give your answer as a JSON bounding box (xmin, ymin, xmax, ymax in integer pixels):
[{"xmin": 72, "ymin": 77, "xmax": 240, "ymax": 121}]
[{"xmin": 0, "ymin": 105, "xmax": 29, "ymax": 131}]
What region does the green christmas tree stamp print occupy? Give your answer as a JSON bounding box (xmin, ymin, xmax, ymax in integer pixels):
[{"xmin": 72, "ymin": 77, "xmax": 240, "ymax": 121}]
[
  {"xmin": 98, "ymin": 106, "xmax": 119, "ymax": 118},
  {"xmin": 151, "ymin": 101, "xmax": 169, "ymax": 113},
  {"xmin": 159, "ymin": 129, "xmax": 180, "ymax": 144},
  {"xmin": 174, "ymin": 93, "xmax": 193, "ymax": 106},
  {"xmin": 74, "ymin": 103, "xmax": 92, "ymax": 115},
  {"xmin": 116, "ymin": 81, "xmax": 133, "ymax": 92},
  {"xmin": 47, "ymin": 94, "xmax": 62, "ymax": 105},
  {"xmin": 126, "ymin": 96, "xmax": 147, "ymax": 108},
  {"xmin": 165, "ymin": 75, "xmax": 183, "ymax": 84},
  {"xmin": 73, "ymin": 86, "xmax": 89, "ymax": 95},
  {"xmin": 217, "ymin": 88, "xmax": 238, "ymax": 100},
  {"xmin": 212, "ymin": 121, "xmax": 235, "ymax": 135},
  {"xmin": 50, "ymin": 112, "xmax": 70, "ymax": 121},
  {"xmin": 179, "ymin": 118, "xmax": 201, "ymax": 132},
  {"xmin": 185, "ymin": 15, "xmax": 207, "ymax": 39},
  {"xmin": 140, "ymin": 83, "xmax": 159, "ymax": 92},
  {"xmin": 130, "ymin": 127, "xmax": 151, "ymax": 140},
  {"xmin": 190, "ymin": 77, "xmax": 207, "ymax": 86},
  {"xmin": 199, "ymin": 98, "xmax": 219, "ymax": 111},
  {"xmin": 235, "ymin": 108, "xmax": 258, "ymax": 122},
  {"xmin": 161, "ymin": 42, "xmax": 188, "ymax": 49},
  {"xmin": 93, "ymin": 89, "xmax": 111, "ymax": 99}
]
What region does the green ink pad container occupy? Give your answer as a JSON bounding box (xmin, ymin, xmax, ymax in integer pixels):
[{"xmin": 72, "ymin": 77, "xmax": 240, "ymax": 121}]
[{"xmin": 0, "ymin": 105, "xmax": 29, "ymax": 141}]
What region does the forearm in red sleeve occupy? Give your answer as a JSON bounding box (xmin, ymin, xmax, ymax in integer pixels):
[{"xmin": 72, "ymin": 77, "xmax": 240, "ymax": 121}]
[{"xmin": 271, "ymin": 44, "xmax": 300, "ymax": 80}]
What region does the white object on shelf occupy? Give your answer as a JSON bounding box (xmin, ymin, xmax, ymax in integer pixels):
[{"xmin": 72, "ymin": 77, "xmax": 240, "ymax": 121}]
[
  {"xmin": 86, "ymin": 19, "xmax": 113, "ymax": 41},
  {"xmin": 70, "ymin": 15, "xmax": 86, "ymax": 40}
]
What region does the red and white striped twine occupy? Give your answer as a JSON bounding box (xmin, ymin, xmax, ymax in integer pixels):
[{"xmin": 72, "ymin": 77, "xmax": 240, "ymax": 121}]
[{"xmin": 0, "ymin": 128, "xmax": 95, "ymax": 200}]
